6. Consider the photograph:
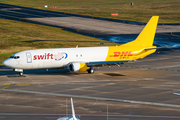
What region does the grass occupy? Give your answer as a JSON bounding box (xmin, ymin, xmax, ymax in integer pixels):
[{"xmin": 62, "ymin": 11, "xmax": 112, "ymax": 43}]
[
  {"xmin": 0, "ymin": 0, "xmax": 179, "ymax": 64},
  {"xmin": 1, "ymin": 0, "xmax": 180, "ymax": 23},
  {"xmin": 0, "ymin": 19, "xmax": 119, "ymax": 64}
]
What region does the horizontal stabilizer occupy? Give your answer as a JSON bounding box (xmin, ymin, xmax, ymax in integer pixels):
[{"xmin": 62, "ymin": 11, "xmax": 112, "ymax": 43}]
[{"xmin": 144, "ymin": 45, "xmax": 177, "ymax": 50}]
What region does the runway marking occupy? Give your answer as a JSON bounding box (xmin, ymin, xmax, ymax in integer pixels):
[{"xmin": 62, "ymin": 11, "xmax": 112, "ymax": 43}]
[
  {"xmin": 0, "ymin": 86, "xmax": 9, "ymax": 90},
  {"xmin": 102, "ymin": 83, "xmax": 116, "ymax": 86},
  {"xmin": 171, "ymin": 32, "xmax": 180, "ymax": 37},
  {"xmin": 15, "ymin": 83, "xmax": 31, "ymax": 86},
  {"xmin": 0, "ymin": 83, "xmax": 178, "ymax": 87},
  {"xmin": 46, "ymin": 117, "xmax": 59, "ymax": 119},
  {"xmin": 109, "ymin": 118, "xmax": 128, "ymax": 120},
  {"xmin": 2, "ymin": 89, "xmax": 180, "ymax": 108},
  {"xmin": 0, "ymin": 112, "xmax": 180, "ymax": 118},
  {"xmin": 155, "ymin": 65, "xmax": 180, "ymax": 69},
  {"xmin": 173, "ymin": 93, "xmax": 180, "ymax": 96},
  {"xmin": 0, "ymin": 83, "xmax": 11, "ymax": 86},
  {"xmin": 136, "ymin": 84, "xmax": 177, "ymax": 87}
]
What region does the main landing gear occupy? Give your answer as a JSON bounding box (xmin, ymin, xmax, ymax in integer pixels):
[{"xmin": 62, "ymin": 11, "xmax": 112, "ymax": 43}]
[
  {"xmin": 19, "ymin": 72, "xmax": 23, "ymax": 76},
  {"xmin": 87, "ymin": 67, "xmax": 94, "ymax": 74}
]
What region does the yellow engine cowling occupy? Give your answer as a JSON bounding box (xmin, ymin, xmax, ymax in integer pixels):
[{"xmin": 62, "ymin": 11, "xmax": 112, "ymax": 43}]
[{"xmin": 69, "ymin": 63, "xmax": 87, "ymax": 72}]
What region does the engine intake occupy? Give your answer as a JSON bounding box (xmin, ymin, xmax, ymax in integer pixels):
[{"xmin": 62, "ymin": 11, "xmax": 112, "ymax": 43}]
[{"xmin": 69, "ymin": 63, "xmax": 87, "ymax": 72}]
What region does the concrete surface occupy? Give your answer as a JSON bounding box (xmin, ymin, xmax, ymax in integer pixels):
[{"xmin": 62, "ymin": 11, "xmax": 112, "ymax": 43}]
[
  {"xmin": 26, "ymin": 17, "xmax": 180, "ymax": 35},
  {"xmin": 0, "ymin": 50, "xmax": 180, "ymax": 120}
]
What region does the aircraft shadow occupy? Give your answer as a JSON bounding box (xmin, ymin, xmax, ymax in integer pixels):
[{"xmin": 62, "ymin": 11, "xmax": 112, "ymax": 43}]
[{"xmin": 0, "ymin": 67, "xmax": 81, "ymax": 76}]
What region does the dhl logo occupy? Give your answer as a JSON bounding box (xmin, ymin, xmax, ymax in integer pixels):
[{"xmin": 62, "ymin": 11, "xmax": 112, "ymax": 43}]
[{"xmin": 109, "ymin": 51, "xmax": 134, "ymax": 57}]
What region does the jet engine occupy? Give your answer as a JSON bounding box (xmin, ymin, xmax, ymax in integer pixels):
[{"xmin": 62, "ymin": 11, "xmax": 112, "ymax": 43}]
[{"xmin": 69, "ymin": 63, "xmax": 87, "ymax": 72}]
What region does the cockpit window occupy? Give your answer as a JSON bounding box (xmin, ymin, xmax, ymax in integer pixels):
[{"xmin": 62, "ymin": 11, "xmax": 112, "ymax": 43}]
[
  {"xmin": 14, "ymin": 56, "xmax": 20, "ymax": 59},
  {"xmin": 10, "ymin": 56, "xmax": 20, "ymax": 59}
]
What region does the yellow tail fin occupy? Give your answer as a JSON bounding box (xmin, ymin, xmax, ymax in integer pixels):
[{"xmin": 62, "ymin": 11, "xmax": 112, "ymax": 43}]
[{"xmin": 121, "ymin": 16, "xmax": 159, "ymax": 47}]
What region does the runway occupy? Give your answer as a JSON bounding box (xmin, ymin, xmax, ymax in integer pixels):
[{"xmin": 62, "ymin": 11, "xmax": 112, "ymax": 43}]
[{"xmin": 1, "ymin": 2, "xmax": 180, "ymax": 120}]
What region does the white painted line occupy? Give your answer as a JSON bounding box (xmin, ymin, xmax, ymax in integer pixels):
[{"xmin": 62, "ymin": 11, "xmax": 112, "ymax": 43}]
[
  {"xmin": 173, "ymin": 93, "xmax": 180, "ymax": 96},
  {"xmin": 2, "ymin": 89, "xmax": 180, "ymax": 108},
  {"xmin": 155, "ymin": 65, "xmax": 180, "ymax": 69},
  {"xmin": 46, "ymin": 117, "xmax": 58, "ymax": 119}
]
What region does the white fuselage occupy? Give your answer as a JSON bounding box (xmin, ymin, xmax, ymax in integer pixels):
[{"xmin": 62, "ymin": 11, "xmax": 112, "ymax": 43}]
[{"xmin": 3, "ymin": 46, "xmax": 109, "ymax": 69}]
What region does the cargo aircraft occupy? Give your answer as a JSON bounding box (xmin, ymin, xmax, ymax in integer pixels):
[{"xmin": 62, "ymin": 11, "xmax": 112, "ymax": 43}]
[{"xmin": 3, "ymin": 16, "xmax": 159, "ymax": 76}]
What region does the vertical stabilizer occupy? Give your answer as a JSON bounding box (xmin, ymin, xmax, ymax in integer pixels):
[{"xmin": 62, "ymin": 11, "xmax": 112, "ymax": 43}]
[
  {"xmin": 121, "ymin": 16, "xmax": 159, "ymax": 47},
  {"xmin": 71, "ymin": 98, "xmax": 77, "ymax": 120}
]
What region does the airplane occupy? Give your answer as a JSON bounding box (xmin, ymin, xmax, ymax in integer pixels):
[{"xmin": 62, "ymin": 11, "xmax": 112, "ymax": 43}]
[
  {"xmin": 3, "ymin": 16, "xmax": 159, "ymax": 76},
  {"xmin": 57, "ymin": 98, "xmax": 80, "ymax": 120}
]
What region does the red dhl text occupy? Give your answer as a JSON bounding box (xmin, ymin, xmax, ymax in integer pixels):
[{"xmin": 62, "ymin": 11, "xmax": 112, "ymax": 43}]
[{"xmin": 109, "ymin": 51, "xmax": 133, "ymax": 57}]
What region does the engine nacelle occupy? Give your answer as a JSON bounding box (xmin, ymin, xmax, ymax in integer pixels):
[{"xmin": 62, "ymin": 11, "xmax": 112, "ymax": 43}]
[{"xmin": 69, "ymin": 63, "xmax": 87, "ymax": 72}]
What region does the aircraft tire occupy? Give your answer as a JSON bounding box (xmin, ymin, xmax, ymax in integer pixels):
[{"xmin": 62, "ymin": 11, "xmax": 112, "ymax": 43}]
[
  {"xmin": 19, "ymin": 72, "xmax": 23, "ymax": 76},
  {"xmin": 88, "ymin": 68, "xmax": 94, "ymax": 74}
]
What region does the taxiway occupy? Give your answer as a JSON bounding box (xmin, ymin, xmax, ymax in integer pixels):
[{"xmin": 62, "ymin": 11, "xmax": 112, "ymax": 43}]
[{"xmin": 0, "ymin": 50, "xmax": 180, "ymax": 120}]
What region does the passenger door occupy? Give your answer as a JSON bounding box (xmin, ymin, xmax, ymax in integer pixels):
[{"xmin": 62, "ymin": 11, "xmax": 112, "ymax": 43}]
[{"xmin": 26, "ymin": 52, "xmax": 32, "ymax": 63}]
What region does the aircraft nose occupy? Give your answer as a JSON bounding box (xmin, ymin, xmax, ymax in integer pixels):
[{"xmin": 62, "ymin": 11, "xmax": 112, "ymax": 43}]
[
  {"xmin": 2, "ymin": 59, "xmax": 11, "ymax": 67},
  {"xmin": 2, "ymin": 60, "xmax": 7, "ymax": 66}
]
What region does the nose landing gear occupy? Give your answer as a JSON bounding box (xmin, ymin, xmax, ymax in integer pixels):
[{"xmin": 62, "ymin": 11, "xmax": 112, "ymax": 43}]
[{"xmin": 14, "ymin": 69, "xmax": 23, "ymax": 76}]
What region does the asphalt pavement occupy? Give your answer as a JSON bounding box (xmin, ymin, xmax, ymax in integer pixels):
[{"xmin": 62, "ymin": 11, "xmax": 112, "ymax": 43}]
[{"xmin": 0, "ymin": 3, "xmax": 180, "ymax": 120}]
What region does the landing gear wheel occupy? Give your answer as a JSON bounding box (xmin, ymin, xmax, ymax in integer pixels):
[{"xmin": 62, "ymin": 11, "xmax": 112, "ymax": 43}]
[
  {"xmin": 88, "ymin": 67, "xmax": 94, "ymax": 74},
  {"xmin": 19, "ymin": 72, "xmax": 23, "ymax": 76}
]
